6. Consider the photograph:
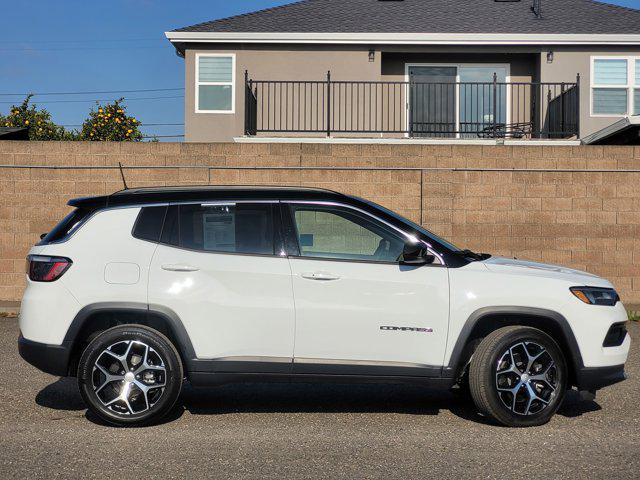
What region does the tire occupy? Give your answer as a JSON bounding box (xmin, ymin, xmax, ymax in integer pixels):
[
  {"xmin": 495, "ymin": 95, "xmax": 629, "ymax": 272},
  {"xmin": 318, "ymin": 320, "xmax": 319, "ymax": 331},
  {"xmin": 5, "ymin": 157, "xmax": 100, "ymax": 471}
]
[
  {"xmin": 77, "ymin": 324, "xmax": 183, "ymax": 427},
  {"xmin": 469, "ymin": 326, "xmax": 567, "ymax": 427}
]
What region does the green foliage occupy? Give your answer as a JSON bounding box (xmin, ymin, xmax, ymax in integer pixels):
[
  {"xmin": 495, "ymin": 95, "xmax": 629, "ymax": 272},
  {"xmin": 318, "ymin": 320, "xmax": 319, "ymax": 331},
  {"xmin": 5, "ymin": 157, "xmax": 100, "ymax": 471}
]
[
  {"xmin": 0, "ymin": 95, "xmax": 75, "ymax": 140},
  {"xmin": 1, "ymin": 96, "xmax": 148, "ymax": 142},
  {"xmin": 80, "ymin": 99, "xmax": 143, "ymax": 142},
  {"xmin": 628, "ymin": 311, "xmax": 640, "ymax": 322}
]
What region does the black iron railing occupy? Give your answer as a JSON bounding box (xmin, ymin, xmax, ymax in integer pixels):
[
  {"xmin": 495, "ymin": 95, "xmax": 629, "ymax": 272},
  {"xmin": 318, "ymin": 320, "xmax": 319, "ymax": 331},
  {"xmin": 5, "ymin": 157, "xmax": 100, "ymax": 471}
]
[{"xmin": 244, "ymin": 71, "xmax": 580, "ymax": 139}]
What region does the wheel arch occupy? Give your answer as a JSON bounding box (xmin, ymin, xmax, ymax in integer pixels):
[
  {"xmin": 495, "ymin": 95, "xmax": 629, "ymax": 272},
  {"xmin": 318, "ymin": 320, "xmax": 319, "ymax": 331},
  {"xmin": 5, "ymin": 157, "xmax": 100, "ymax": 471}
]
[
  {"xmin": 446, "ymin": 306, "xmax": 583, "ymax": 386},
  {"xmin": 64, "ymin": 302, "xmax": 196, "ymax": 376}
]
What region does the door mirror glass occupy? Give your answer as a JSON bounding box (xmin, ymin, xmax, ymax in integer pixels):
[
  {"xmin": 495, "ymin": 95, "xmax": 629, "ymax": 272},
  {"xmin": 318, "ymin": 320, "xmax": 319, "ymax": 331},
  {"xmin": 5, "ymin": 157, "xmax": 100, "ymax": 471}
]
[{"xmin": 400, "ymin": 243, "xmax": 435, "ymax": 265}]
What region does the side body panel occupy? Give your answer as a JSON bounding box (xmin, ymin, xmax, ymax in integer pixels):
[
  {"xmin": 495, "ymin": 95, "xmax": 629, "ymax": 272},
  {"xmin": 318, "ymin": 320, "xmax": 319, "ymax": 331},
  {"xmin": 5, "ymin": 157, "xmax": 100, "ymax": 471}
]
[
  {"xmin": 289, "ymin": 258, "xmax": 450, "ymax": 371},
  {"xmin": 148, "ymin": 245, "xmax": 295, "ymax": 361},
  {"xmin": 446, "ymin": 262, "xmax": 630, "ymax": 369},
  {"xmin": 20, "ymin": 208, "xmax": 157, "ymax": 345}
]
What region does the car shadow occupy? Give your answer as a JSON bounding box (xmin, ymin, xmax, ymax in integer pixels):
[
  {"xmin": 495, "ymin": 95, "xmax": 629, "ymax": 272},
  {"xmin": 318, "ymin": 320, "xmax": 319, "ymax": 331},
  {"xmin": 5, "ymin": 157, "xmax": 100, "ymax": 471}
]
[
  {"xmin": 35, "ymin": 379, "xmax": 601, "ymax": 427},
  {"xmin": 35, "ymin": 377, "xmax": 185, "ymax": 428},
  {"xmin": 181, "ymin": 382, "xmax": 491, "ymax": 423},
  {"xmin": 557, "ymin": 389, "xmax": 602, "ymax": 417},
  {"xmin": 36, "ymin": 377, "xmax": 85, "ymax": 411}
]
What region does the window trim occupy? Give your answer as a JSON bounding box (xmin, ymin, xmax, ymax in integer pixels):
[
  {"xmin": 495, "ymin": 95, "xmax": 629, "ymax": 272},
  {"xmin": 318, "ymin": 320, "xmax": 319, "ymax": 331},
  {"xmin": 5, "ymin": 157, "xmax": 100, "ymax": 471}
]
[
  {"xmin": 195, "ymin": 53, "xmax": 236, "ymax": 114},
  {"xmin": 590, "ymin": 56, "xmax": 638, "ymax": 118},
  {"xmin": 284, "ymin": 201, "xmax": 445, "ymax": 266}
]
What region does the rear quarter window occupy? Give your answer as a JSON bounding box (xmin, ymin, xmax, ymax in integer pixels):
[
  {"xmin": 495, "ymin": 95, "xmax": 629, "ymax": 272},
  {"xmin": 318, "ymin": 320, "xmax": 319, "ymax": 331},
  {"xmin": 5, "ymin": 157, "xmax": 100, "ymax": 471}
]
[{"xmin": 132, "ymin": 206, "xmax": 167, "ymax": 242}]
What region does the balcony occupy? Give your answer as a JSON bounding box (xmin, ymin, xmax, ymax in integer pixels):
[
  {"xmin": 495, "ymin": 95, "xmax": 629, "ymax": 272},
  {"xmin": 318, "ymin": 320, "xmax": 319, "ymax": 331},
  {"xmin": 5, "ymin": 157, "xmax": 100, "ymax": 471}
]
[{"xmin": 244, "ymin": 72, "xmax": 580, "ymax": 141}]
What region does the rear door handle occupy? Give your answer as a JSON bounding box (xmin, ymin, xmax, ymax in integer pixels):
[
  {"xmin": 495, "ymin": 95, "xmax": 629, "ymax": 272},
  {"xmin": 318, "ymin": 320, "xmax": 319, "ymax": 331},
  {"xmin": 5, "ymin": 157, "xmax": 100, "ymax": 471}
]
[
  {"xmin": 161, "ymin": 264, "xmax": 200, "ymax": 272},
  {"xmin": 301, "ymin": 272, "xmax": 341, "ymax": 281}
]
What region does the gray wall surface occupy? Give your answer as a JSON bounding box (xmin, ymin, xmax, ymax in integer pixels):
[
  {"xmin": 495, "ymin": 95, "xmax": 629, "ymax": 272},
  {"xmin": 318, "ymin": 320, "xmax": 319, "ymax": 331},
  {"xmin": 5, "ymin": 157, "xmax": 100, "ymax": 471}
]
[
  {"xmin": 185, "ymin": 45, "xmax": 380, "ymax": 142},
  {"xmin": 539, "ymin": 47, "xmax": 640, "ymax": 138},
  {"xmin": 183, "ymin": 44, "xmax": 640, "ymax": 142}
]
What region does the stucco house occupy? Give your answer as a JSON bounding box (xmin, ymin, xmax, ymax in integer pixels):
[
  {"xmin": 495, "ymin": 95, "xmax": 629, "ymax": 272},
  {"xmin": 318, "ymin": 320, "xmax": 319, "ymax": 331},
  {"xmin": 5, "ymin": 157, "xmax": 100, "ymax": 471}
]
[{"xmin": 166, "ymin": 0, "xmax": 640, "ymax": 144}]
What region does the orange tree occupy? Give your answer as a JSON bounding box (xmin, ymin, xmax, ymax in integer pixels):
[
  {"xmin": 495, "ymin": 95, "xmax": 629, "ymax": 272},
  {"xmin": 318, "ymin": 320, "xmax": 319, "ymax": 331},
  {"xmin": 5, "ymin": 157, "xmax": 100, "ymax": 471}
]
[
  {"xmin": 0, "ymin": 95, "xmax": 72, "ymax": 140},
  {"xmin": 80, "ymin": 99, "xmax": 143, "ymax": 141}
]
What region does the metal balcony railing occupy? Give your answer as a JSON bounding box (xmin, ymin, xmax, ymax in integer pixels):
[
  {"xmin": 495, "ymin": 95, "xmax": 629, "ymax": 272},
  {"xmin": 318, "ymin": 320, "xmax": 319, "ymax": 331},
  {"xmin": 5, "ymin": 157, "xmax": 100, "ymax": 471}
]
[{"xmin": 244, "ymin": 71, "xmax": 580, "ymax": 140}]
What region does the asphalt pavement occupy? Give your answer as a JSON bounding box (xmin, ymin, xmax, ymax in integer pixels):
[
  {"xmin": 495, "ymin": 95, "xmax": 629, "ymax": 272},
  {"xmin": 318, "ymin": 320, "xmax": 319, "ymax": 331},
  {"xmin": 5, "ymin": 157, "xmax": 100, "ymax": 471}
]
[{"xmin": 1, "ymin": 318, "xmax": 638, "ymax": 479}]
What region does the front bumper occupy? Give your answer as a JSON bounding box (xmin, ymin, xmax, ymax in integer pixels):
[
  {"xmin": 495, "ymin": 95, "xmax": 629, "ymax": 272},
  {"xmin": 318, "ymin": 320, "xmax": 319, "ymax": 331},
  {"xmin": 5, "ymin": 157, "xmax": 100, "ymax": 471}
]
[
  {"xmin": 18, "ymin": 335, "xmax": 72, "ymax": 377},
  {"xmin": 575, "ymin": 364, "xmax": 627, "ymax": 392}
]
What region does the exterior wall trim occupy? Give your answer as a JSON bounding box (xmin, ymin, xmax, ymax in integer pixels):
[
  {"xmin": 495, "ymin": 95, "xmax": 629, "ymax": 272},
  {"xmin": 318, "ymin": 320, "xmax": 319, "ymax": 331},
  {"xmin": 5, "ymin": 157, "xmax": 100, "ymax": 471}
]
[{"xmin": 166, "ymin": 32, "xmax": 640, "ymax": 46}]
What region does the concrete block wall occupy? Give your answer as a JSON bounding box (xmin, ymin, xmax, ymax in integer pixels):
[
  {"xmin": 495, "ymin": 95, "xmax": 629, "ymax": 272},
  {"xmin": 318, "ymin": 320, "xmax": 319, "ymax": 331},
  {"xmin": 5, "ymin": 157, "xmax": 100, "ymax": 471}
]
[{"xmin": 1, "ymin": 141, "xmax": 639, "ymax": 305}]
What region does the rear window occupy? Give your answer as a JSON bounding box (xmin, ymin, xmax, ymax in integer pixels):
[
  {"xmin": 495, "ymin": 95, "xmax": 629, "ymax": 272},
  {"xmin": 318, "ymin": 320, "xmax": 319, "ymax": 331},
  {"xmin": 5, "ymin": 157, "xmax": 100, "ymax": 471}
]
[
  {"xmin": 160, "ymin": 203, "xmax": 275, "ymax": 255},
  {"xmin": 39, "ymin": 208, "xmax": 94, "ymax": 245},
  {"xmin": 132, "ymin": 206, "xmax": 167, "ymax": 242}
]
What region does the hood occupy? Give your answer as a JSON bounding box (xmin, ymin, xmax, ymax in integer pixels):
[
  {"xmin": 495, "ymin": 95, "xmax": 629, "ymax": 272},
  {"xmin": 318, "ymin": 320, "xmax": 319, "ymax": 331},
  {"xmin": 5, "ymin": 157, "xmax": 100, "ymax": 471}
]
[{"xmin": 481, "ymin": 256, "xmax": 611, "ymax": 286}]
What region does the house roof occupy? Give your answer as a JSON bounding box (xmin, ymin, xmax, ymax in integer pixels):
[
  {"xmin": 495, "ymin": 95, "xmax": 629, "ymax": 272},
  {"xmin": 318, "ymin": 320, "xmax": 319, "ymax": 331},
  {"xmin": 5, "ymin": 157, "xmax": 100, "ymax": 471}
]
[
  {"xmin": 0, "ymin": 127, "xmax": 29, "ymax": 140},
  {"xmin": 172, "ymin": 0, "xmax": 640, "ymax": 35}
]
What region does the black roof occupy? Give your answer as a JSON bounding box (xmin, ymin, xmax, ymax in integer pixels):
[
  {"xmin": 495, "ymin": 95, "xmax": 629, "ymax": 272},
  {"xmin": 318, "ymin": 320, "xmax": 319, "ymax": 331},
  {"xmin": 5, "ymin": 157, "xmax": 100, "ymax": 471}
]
[
  {"xmin": 173, "ymin": 0, "xmax": 640, "ymax": 35},
  {"xmin": 68, "ymin": 185, "xmax": 347, "ymax": 209}
]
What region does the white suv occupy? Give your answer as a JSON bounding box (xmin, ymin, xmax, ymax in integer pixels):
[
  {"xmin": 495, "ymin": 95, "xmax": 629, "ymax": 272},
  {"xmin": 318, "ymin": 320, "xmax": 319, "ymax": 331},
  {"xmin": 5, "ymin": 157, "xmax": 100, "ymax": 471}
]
[{"xmin": 19, "ymin": 186, "xmax": 630, "ymax": 427}]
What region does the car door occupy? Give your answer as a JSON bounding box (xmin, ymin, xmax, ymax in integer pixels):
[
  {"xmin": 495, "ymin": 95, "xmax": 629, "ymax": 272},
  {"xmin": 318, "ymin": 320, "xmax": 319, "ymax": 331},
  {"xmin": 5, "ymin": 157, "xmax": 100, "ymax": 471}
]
[
  {"xmin": 284, "ymin": 201, "xmax": 450, "ymax": 376},
  {"xmin": 148, "ymin": 201, "xmax": 295, "ymax": 372}
]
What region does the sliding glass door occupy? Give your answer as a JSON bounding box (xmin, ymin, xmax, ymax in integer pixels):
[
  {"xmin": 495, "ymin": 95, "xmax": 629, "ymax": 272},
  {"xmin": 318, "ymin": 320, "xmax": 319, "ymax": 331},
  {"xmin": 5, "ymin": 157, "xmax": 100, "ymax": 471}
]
[
  {"xmin": 458, "ymin": 66, "xmax": 507, "ymax": 137},
  {"xmin": 408, "ymin": 65, "xmax": 508, "ymax": 138},
  {"xmin": 408, "ymin": 66, "xmax": 457, "ymax": 138}
]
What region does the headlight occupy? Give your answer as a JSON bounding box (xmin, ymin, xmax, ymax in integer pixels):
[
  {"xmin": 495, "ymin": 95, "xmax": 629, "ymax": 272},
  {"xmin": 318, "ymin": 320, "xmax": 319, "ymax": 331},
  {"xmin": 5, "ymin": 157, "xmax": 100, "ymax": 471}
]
[{"xmin": 570, "ymin": 287, "xmax": 619, "ymax": 306}]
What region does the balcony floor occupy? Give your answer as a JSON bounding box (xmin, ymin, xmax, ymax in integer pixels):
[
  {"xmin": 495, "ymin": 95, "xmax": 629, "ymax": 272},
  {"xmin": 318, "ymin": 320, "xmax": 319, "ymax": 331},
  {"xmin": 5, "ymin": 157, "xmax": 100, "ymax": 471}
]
[{"xmin": 234, "ymin": 136, "xmax": 581, "ymax": 146}]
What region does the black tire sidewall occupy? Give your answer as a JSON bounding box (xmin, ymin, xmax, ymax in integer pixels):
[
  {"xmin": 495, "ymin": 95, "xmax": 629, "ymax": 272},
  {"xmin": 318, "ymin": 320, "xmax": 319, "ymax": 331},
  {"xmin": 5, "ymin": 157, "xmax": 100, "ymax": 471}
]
[
  {"xmin": 77, "ymin": 325, "xmax": 183, "ymax": 427},
  {"xmin": 479, "ymin": 328, "xmax": 567, "ymax": 427}
]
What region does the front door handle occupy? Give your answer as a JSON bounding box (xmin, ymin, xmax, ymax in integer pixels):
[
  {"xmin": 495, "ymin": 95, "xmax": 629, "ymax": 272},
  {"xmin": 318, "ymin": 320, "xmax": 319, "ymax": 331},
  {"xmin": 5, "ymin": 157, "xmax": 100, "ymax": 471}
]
[
  {"xmin": 301, "ymin": 272, "xmax": 341, "ymax": 281},
  {"xmin": 161, "ymin": 264, "xmax": 200, "ymax": 272}
]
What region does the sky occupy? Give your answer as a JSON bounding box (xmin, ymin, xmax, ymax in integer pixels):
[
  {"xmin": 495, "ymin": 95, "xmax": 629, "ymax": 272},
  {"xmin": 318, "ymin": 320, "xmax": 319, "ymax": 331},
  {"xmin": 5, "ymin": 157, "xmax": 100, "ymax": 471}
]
[{"xmin": 1, "ymin": 0, "xmax": 639, "ymax": 140}]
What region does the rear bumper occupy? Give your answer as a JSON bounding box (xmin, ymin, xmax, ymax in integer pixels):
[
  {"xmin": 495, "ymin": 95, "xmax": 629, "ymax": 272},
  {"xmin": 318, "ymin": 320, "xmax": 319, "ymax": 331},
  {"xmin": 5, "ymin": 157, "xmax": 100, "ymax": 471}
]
[
  {"xmin": 575, "ymin": 364, "xmax": 627, "ymax": 392},
  {"xmin": 18, "ymin": 335, "xmax": 72, "ymax": 377}
]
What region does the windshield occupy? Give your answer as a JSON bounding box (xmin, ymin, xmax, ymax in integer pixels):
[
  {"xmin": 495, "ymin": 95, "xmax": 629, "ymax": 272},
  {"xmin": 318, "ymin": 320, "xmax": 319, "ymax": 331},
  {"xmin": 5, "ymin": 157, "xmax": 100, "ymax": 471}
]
[{"xmin": 362, "ymin": 200, "xmax": 461, "ymax": 252}]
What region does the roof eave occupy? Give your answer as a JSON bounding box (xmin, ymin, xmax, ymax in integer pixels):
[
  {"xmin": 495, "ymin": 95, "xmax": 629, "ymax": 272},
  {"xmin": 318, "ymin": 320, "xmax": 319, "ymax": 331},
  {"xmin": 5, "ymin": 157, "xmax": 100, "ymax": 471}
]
[{"xmin": 165, "ymin": 31, "xmax": 640, "ymax": 46}]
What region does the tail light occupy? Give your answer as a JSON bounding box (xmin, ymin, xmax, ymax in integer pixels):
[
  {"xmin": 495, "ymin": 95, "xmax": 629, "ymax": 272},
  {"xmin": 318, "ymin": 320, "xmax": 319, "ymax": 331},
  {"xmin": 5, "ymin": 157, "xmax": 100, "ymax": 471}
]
[{"xmin": 26, "ymin": 255, "xmax": 72, "ymax": 282}]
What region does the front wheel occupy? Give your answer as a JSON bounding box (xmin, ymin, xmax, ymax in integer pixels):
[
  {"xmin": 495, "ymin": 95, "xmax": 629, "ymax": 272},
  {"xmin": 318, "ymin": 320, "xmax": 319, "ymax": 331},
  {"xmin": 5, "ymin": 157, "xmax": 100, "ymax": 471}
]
[
  {"xmin": 77, "ymin": 325, "xmax": 183, "ymax": 426},
  {"xmin": 469, "ymin": 326, "xmax": 567, "ymax": 427}
]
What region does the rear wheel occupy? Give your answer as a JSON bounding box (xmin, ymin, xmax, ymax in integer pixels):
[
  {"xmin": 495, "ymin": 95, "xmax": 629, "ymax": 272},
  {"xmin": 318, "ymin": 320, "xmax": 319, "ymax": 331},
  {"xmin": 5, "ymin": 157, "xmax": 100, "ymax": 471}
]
[
  {"xmin": 469, "ymin": 326, "xmax": 567, "ymax": 427},
  {"xmin": 77, "ymin": 325, "xmax": 183, "ymax": 426}
]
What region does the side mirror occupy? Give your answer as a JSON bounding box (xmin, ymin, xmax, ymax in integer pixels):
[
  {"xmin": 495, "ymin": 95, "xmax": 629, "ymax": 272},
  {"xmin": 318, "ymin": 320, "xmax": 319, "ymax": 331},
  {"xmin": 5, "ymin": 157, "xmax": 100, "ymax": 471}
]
[{"xmin": 400, "ymin": 243, "xmax": 436, "ymax": 266}]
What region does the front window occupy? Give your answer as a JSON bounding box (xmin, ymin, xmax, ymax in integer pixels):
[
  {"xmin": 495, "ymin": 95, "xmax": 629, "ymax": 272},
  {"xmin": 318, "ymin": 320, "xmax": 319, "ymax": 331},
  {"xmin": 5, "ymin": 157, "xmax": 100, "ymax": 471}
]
[
  {"xmin": 290, "ymin": 204, "xmax": 406, "ymax": 262},
  {"xmin": 196, "ymin": 54, "xmax": 235, "ymax": 113},
  {"xmin": 591, "ymin": 57, "xmax": 639, "ymax": 116}
]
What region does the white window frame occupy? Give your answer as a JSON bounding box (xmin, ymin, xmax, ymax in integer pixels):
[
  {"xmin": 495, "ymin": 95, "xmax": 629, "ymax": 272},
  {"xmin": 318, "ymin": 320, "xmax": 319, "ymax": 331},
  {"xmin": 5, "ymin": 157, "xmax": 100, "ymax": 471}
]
[
  {"xmin": 195, "ymin": 53, "xmax": 236, "ymax": 114},
  {"xmin": 590, "ymin": 56, "xmax": 639, "ymax": 118}
]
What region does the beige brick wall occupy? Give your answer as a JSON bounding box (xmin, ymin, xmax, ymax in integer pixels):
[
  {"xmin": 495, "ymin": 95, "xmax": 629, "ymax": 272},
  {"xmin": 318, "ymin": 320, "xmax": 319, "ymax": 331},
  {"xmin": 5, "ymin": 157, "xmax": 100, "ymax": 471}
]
[{"xmin": 1, "ymin": 141, "xmax": 639, "ymax": 305}]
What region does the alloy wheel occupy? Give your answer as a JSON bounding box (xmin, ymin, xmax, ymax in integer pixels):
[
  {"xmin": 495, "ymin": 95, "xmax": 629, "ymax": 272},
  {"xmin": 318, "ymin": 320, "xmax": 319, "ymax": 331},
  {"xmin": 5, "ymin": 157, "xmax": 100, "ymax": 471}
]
[
  {"xmin": 495, "ymin": 341, "xmax": 559, "ymax": 416},
  {"xmin": 91, "ymin": 340, "xmax": 167, "ymax": 416}
]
